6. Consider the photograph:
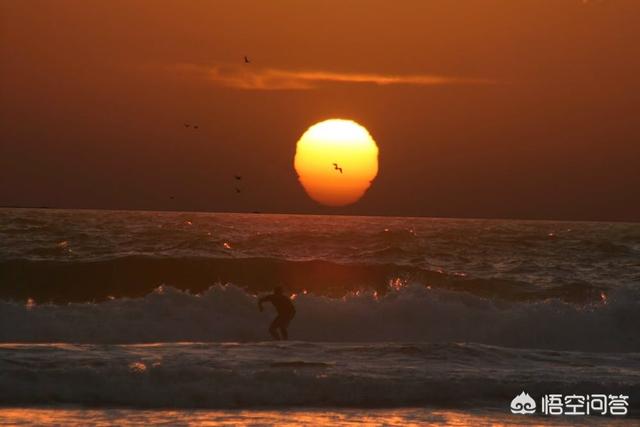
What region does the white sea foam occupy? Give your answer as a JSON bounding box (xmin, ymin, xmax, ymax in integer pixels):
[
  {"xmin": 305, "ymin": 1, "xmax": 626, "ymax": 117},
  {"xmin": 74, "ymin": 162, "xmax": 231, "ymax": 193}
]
[{"xmin": 0, "ymin": 283, "xmax": 638, "ymax": 352}]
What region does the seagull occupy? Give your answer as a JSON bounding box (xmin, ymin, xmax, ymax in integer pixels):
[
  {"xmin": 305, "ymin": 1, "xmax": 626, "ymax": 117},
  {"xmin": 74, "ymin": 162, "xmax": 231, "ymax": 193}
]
[
  {"xmin": 244, "ymin": 55, "xmax": 250, "ymax": 64},
  {"xmin": 333, "ymin": 163, "xmax": 343, "ymax": 174}
]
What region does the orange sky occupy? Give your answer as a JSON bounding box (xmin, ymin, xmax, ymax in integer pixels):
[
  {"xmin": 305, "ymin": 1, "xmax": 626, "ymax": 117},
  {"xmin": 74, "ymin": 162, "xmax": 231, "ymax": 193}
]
[{"xmin": 1, "ymin": 0, "xmax": 639, "ymax": 220}]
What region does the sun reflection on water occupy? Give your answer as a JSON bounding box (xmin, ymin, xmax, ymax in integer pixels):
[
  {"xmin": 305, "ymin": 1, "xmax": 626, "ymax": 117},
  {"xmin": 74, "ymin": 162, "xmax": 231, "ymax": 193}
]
[{"xmin": 0, "ymin": 408, "xmax": 611, "ymax": 426}]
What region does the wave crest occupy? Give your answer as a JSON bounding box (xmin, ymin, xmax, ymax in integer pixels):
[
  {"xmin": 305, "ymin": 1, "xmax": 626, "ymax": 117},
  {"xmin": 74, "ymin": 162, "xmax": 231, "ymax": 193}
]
[
  {"xmin": 1, "ymin": 283, "xmax": 638, "ymax": 351},
  {"xmin": 0, "ymin": 256, "xmax": 605, "ymax": 304}
]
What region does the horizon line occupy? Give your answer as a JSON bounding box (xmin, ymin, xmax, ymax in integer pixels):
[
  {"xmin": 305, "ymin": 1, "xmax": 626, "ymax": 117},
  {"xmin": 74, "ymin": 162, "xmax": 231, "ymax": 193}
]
[{"xmin": 1, "ymin": 205, "xmax": 636, "ymax": 225}]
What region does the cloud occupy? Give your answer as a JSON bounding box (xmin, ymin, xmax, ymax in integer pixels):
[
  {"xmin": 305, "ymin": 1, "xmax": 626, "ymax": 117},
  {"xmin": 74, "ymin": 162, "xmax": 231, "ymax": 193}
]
[{"xmin": 175, "ymin": 63, "xmax": 494, "ymax": 90}]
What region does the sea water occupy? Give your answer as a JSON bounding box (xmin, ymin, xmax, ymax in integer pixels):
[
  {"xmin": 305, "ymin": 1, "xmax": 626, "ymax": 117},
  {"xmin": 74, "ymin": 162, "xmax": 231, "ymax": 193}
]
[{"xmin": 0, "ymin": 208, "xmax": 638, "ymax": 424}]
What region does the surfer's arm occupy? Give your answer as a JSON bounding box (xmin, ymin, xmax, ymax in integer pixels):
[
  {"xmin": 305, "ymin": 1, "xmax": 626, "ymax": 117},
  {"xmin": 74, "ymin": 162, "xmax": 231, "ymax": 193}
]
[{"xmin": 258, "ymin": 295, "xmax": 271, "ymax": 312}]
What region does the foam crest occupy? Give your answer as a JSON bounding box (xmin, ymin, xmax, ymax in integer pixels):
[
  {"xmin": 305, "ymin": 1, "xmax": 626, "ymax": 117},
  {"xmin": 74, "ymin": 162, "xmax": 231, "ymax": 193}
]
[{"xmin": 0, "ymin": 284, "xmax": 638, "ymax": 351}]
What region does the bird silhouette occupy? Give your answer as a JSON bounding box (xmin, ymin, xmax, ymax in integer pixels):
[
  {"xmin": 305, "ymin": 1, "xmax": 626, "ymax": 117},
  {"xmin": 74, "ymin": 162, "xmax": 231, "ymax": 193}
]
[
  {"xmin": 333, "ymin": 163, "xmax": 343, "ymax": 174},
  {"xmin": 244, "ymin": 55, "xmax": 250, "ymax": 64}
]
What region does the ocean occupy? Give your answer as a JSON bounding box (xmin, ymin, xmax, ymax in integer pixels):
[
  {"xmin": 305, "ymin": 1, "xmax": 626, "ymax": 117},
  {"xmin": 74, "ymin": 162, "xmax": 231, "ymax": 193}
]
[{"xmin": 0, "ymin": 208, "xmax": 638, "ymax": 425}]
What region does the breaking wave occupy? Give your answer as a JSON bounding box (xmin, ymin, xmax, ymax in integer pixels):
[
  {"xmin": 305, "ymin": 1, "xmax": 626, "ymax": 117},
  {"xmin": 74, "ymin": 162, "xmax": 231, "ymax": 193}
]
[
  {"xmin": 1, "ymin": 283, "xmax": 638, "ymax": 352},
  {"xmin": 0, "ymin": 256, "xmax": 606, "ymax": 304}
]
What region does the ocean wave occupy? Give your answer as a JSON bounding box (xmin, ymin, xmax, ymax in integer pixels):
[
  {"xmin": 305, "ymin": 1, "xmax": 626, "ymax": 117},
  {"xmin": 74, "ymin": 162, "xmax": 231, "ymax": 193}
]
[
  {"xmin": 2, "ymin": 210, "xmax": 638, "ymax": 306},
  {"xmin": 0, "ymin": 256, "xmax": 606, "ymax": 304},
  {"xmin": 0, "ymin": 283, "xmax": 637, "ymax": 351},
  {"xmin": 0, "ymin": 341, "xmax": 637, "ymax": 409}
]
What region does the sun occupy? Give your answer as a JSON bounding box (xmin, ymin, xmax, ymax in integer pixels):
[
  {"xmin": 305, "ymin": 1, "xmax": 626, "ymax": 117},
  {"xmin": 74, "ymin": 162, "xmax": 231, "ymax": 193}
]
[{"xmin": 294, "ymin": 119, "xmax": 379, "ymax": 207}]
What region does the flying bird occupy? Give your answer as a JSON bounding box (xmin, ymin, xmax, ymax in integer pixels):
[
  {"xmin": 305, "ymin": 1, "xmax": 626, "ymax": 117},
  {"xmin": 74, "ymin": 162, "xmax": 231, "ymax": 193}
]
[
  {"xmin": 244, "ymin": 55, "xmax": 250, "ymax": 64},
  {"xmin": 333, "ymin": 163, "xmax": 343, "ymax": 174}
]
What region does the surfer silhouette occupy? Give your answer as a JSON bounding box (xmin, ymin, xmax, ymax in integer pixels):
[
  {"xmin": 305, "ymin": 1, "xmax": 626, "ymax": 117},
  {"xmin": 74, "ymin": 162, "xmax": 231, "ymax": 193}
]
[{"xmin": 258, "ymin": 286, "xmax": 296, "ymax": 340}]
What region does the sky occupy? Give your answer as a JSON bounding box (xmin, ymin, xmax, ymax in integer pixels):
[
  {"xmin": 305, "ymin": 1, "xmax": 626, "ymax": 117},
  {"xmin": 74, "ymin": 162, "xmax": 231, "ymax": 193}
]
[{"xmin": 1, "ymin": 0, "xmax": 639, "ymax": 221}]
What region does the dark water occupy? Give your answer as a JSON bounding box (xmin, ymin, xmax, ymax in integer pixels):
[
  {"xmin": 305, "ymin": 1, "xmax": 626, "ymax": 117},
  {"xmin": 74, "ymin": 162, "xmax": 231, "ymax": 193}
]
[{"xmin": 0, "ymin": 342, "xmax": 637, "ymax": 410}]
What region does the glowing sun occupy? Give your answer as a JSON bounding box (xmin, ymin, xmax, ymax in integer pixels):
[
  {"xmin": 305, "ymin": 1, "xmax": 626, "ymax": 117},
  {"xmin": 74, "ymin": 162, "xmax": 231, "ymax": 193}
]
[{"xmin": 294, "ymin": 119, "xmax": 379, "ymax": 207}]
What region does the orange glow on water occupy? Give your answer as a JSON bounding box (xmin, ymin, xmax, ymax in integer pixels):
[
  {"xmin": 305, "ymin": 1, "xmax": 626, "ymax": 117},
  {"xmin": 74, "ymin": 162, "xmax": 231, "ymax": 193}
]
[
  {"xmin": 128, "ymin": 362, "xmax": 147, "ymax": 373},
  {"xmin": 600, "ymin": 291, "xmax": 608, "ymax": 304},
  {"xmin": 389, "ymin": 277, "xmax": 406, "ymax": 291},
  {"xmin": 0, "ymin": 408, "xmax": 567, "ymax": 426}
]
